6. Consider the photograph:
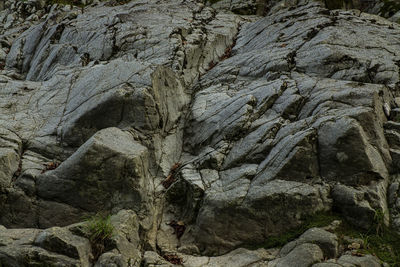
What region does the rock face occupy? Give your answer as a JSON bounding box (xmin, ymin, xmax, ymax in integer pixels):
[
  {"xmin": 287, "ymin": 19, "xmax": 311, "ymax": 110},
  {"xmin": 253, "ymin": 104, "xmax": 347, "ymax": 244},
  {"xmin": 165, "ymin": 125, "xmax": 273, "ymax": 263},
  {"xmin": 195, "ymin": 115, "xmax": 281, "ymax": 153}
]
[
  {"xmin": 1, "ymin": 0, "xmax": 400, "ymax": 265},
  {"xmin": 36, "ymin": 127, "xmax": 152, "ymax": 216},
  {"xmin": 0, "ymin": 210, "xmax": 140, "ymax": 267},
  {"xmin": 181, "ymin": 0, "xmax": 397, "ymax": 254}
]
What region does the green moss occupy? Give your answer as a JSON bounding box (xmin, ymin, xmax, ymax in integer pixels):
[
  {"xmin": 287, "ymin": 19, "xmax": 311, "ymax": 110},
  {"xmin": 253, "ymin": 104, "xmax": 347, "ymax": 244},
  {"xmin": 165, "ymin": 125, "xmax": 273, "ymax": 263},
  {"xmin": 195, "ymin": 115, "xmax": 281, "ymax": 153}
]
[
  {"xmin": 334, "ymin": 210, "xmax": 400, "ymax": 266},
  {"xmin": 246, "ymin": 210, "xmax": 400, "ymax": 266}
]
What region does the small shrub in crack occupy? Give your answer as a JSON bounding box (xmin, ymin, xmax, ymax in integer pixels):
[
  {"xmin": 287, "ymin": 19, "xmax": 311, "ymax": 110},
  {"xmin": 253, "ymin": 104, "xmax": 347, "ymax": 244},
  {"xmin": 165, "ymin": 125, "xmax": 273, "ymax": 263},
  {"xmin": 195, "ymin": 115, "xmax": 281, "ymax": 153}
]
[
  {"xmin": 163, "ymin": 254, "xmax": 183, "ymax": 265},
  {"xmin": 41, "ymin": 161, "xmax": 60, "ymax": 173},
  {"xmin": 83, "ymin": 214, "xmax": 114, "ymax": 262},
  {"xmin": 161, "ymin": 162, "xmax": 181, "ymax": 189}
]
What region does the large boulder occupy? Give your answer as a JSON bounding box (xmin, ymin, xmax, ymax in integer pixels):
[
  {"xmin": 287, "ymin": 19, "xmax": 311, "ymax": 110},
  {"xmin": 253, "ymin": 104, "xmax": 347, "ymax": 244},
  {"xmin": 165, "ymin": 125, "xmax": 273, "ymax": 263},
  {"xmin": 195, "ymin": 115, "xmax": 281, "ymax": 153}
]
[{"xmin": 37, "ymin": 127, "xmax": 152, "ymax": 215}]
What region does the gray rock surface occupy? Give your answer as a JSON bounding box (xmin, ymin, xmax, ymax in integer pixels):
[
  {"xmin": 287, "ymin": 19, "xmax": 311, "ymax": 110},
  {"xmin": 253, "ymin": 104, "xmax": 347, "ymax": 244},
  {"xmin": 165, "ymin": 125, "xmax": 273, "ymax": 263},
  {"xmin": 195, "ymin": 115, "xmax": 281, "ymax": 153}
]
[
  {"xmin": 0, "ymin": 0, "xmax": 400, "ymax": 265},
  {"xmin": 34, "ymin": 227, "xmax": 91, "ymax": 266},
  {"xmin": 0, "ymin": 209, "xmax": 141, "ymax": 266},
  {"xmin": 280, "ymin": 228, "xmax": 338, "ymax": 258},
  {"xmin": 179, "ymin": 0, "xmax": 395, "ymax": 254},
  {"xmin": 0, "ymin": 226, "xmax": 84, "ymax": 266},
  {"xmin": 337, "ymin": 254, "xmax": 381, "ymax": 267},
  {"xmin": 269, "ymin": 243, "xmax": 324, "ymax": 267},
  {"xmin": 37, "ymin": 127, "xmax": 151, "ymax": 215}
]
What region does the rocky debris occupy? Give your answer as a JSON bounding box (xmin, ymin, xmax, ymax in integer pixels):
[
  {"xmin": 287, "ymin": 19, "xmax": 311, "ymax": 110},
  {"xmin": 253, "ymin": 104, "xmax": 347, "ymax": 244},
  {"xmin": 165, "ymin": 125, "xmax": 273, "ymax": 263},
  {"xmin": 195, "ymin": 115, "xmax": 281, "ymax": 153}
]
[
  {"xmin": 0, "ymin": 0, "xmax": 400, "ymax": 265},
  {"xmin": 142, "ymin": 247, "xmax": 277, "ymax": 267},
  {"xmin": 0, "ymin": 226, "xmax": 85, "ymax": 266},
  {"xmin": 0, "ymin": 209, "xmax": 141, "ymax": 266},
  {"xmin": 141, "ymin": 224, "xmax": 384, "ymax": 266},
  {"xmin": 191, "ymin": 179, "xmax": 329, "ymax": 254},
  {"xmin": 271, "ymin": 225, "xmax": 383, "ymax": 267}
]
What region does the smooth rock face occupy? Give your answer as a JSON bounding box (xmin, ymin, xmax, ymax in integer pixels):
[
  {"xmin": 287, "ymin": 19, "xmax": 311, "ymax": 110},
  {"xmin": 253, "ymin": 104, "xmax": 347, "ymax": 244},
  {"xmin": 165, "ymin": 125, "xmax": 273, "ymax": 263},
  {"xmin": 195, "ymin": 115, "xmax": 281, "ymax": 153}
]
[{"xmin": 1, "ymin": 0, "xmax": 400, "ymax": 265}]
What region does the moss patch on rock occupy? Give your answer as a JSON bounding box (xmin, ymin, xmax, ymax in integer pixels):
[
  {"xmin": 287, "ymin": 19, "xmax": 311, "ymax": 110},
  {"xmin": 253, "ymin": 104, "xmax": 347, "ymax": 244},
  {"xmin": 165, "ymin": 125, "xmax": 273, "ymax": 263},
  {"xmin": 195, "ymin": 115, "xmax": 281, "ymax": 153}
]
[{"xmin": 246, "ymin": 210, "xmax": 400, "ymax": 266}]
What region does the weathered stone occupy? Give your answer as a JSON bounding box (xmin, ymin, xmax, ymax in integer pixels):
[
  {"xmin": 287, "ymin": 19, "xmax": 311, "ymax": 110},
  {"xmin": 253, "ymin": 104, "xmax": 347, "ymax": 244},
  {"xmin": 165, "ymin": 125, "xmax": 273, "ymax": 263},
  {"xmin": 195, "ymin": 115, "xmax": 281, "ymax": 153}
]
[
  {"xmin": 337, "ymin": 254, "xmax": 381, "ymax": 267},
  {"xmin": 312, "ymin": 263, "xmax": 342, "ymax": 267},
  {"xmin": 388, "ymin": 175, "xmax": 400, "ymax": 231},
  {"xmin": 95, "ymin": 250, "xmax": 126, "ymax": 267},
  {"xmin": 192, "ymin": 179, "xmax": 329, "ymax": 254},
  {"xmin": 0, "ymin": 227, "xmax": 40, "ymax": 247},
  {"xmin": 34, "ymin": 227, "xmax": 91, "ymax": 266},
  {"xmin": 37, "ymin": 200, "xmax": 89, "ymax": 229},
  {"xmin": 211, "ymin": 0, "xmax": 258, "ymax": 15},
  {"xmin": 0, "ymin": 226, "xmax": 81, "ymax": 267},
  {"xmin": 269, "ymin": 243, "xmax": 324, "ymax": 267},
  {"xmin": 105, "ymin": 209, "xmax": 142, "ymax": 267},
  {"xmin": 181, "ymin": 247, "xmax": 276, "ymax": 267},
  {"xmin": 332, "ymin": 184, "xmax": 376, "ymax": 229},
  {"xmin": 318, "ymin": 115, "xmax": 389, "ymax": 185},
  {"xmin": 280, "ymin": 228, "xmax": 338, "ymax": 258},
  {"xmin": 0, "ymin": 127, "xmax": 21, "ymax": 190},
  {"xmin": 1, "ymin": 0, "xmax": 400, "ymax": 264},
  {"xmin": 0, "ymin": 187, "xmax": 38, "ymax": 228},
  {"xmin": 0, "ymin": 245, "xmax": 81, "ymax": 267},
  {"xmin": 141, "ymin": 251, "xmax": 173, "ymax": 267},
  {"xmin": 37, "ymin": 127, "xmax": 151, "ymax": 215}
]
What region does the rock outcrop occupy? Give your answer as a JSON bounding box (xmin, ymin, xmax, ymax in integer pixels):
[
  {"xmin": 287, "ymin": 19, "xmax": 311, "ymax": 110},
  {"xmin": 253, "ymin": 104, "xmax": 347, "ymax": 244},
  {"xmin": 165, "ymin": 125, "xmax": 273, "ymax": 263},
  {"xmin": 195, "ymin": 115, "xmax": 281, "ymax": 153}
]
[{"xmin": 1, "ymin": 0, "xmax": 400, "ymax": 265}]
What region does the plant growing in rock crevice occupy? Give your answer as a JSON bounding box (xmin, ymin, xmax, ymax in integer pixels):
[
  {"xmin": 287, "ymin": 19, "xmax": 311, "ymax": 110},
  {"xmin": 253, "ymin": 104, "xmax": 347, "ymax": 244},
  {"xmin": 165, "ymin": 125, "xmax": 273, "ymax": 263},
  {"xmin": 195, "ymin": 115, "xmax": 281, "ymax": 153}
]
[{"xmin": 83, "ymin": 214, "xmax": 114, "ymax": 262}]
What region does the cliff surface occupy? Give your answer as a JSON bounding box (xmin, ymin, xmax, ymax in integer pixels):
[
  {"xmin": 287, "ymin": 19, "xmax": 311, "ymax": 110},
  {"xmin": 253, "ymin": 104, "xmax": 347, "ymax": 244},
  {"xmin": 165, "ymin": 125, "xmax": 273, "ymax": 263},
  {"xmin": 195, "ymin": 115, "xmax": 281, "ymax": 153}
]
[{"xmin": 1, "ymin": 0, "xmax": 400, "ymax": 266}]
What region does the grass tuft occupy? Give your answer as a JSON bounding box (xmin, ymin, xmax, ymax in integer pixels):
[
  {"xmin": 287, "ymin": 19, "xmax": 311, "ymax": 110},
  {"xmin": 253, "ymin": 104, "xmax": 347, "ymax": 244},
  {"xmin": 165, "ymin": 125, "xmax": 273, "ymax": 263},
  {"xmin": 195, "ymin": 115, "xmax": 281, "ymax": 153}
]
[{"xmin": 83, "ymin": 214, "xmax": 114, "ymax": 262}]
